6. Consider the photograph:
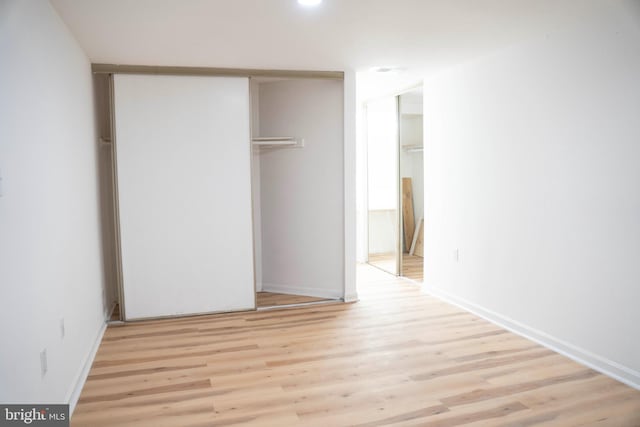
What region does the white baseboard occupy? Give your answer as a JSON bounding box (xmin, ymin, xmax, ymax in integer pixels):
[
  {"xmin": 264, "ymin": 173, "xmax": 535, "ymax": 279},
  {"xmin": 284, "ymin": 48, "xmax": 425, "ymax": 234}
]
[
  {"xmin": 343, "ymin": 292, "xmax": 359, "ymax": 303},
  {"xmin": 67, "ymin": 321, "xmax": 107, "ymax": 415},
  {"xmin": 261, "ymin": 283, "xmax": 343, "ymax": 300},
  {"xmin": 422, "ymin": 284, "xmax": 640, "ymax": 391}
]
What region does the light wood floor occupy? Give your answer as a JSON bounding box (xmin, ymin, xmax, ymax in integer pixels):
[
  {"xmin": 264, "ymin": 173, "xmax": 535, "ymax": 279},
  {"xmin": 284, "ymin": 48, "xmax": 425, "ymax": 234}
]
[
  {"xmin": 368, "ymin": 253, "xmax": 424, "ymax": 282},
  {"xmin": 72, "ymin": 265, "xmax": 640, "ymax": 426},
  {"xmin": 256, "ymin": 292, "xmax": 334, "ymax": 308},
  {"xmin": 368, "ymin": 252, "xmax": 396, "ymax": 275},
  {"xmin": 401, "ymin": 254, "xmax": 423, "ymax": 282}
]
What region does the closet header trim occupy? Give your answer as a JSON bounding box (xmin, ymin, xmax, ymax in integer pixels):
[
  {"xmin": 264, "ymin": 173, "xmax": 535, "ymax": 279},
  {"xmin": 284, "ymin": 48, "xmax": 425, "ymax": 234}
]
[{"xmin": 92, "ymin": 64, "xmax": 344, "ymax": 80}]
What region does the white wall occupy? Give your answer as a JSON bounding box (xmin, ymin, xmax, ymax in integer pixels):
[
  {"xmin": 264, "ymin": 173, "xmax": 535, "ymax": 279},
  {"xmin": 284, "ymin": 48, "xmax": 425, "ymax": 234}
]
[
  {"xmin": 258, "ymin": 79, "xmax": 344, "ymax": 299},
  {"xmin": 0, "ymin": 0, "xmax": 106, "ymax": 406},
  {"xmin": 423, "ymin": 0, "xmax": 640, "ymax": 387},
  {"xmin": 366, "ymin": 98, "xmax": 398, "ymax": 211},
  {"xmin": 367, "ymin": 210, "xmax": 397, "ymax": 255},
  {"xmin": 366, "ymin": 97, "xmax": 398, "ymax": 256}
]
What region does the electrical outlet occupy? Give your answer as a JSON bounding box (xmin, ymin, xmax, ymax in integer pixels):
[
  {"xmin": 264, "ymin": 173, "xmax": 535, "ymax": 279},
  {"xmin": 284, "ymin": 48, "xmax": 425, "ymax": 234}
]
[
  {"xmin": 454, "ymin": 249, "xmax": 459, "ymax": 262},
  {"xmin": 40, "ymin": 349, "xmax": 48, "ymax": 378},
  {"xmin": 60, "ymin": 318, "xmax": 65, "ymax": 339}
]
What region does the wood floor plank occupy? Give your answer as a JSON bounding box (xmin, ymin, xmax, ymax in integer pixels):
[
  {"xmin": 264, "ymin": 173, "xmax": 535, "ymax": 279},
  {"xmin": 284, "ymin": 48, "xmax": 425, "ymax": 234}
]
[
  {"xmin": 401, "ymin": 254, "xmax": 423, "ymax": 282},
  {"xmin": 256, "ymin": 292, "xmax": 334, "ymax": 308},
  {"xmin": 72, "ymin": 264, "xmax": 640, "ymax": 426}
]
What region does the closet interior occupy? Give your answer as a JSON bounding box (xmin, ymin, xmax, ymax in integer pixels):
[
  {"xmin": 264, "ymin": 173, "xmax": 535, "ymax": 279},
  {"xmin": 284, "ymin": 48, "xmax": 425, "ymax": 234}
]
[
  {"xmin": 93, "ymin": 74, "xmax": 120, "ymax": 322},
  {"xmin": 250, "ymin": 76, "xmax": 344, "ymax": 308},
  {"xmin": 94, "ymin": 69, "xmax": 345, "ymax": 321}
]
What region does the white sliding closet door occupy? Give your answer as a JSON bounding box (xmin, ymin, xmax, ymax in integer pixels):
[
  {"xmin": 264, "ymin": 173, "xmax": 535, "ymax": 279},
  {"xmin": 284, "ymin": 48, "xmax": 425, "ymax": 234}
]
[{"xmin": 113, "ymin": 74, "xmax": 255, "ymax": 320}]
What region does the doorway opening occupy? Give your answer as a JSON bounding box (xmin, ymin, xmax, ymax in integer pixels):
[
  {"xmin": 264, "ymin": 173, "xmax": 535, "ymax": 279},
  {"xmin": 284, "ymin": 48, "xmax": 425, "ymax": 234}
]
[
  {"xmin": 365, "ymin": 86, "xmax": 424, "ymax": 282},
  {"xmin": 249, "ymin": 76, "xmax": 345, "ymax": 309}
]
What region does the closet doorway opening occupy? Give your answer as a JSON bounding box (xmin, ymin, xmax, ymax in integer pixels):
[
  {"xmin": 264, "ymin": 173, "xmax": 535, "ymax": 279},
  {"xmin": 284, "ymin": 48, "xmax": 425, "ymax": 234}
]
[
  {"xmin": 250, "ymin": 76, "xmax": 345, "ymax": 309},
  {"xmin": 94, "ymin": 67, "xmax": 347, "ymax": 320},
  {"xmin": 93, "ymin": 73, "xmax": 121, "ymax": 323},
  {"xmin": 366, "ymin": 86, "xmax": 424, "ymax": 282}
]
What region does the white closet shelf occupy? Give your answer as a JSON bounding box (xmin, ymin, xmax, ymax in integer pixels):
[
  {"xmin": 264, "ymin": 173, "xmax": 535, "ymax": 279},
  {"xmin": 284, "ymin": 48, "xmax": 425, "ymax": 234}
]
[
  {"xmin": 402, "ymin": 144, "xmax": 423, "ymax": 153},
  {"xmin": 252, "ymin": 137, "xmax": 304, "ymax": 148}
]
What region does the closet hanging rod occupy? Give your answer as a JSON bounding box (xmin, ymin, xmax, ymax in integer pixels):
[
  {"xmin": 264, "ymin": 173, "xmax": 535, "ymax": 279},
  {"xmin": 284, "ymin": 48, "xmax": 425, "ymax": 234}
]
[{"xmin": 252, "ymin": 137, "xmax": 304, "ymax": 148}]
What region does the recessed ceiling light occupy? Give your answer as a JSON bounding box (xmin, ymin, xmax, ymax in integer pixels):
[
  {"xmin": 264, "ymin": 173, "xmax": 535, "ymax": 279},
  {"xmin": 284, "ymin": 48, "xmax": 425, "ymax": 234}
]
[{"xmin": 298, "ymin": 0, "xmax": 322, "ymax": 6}]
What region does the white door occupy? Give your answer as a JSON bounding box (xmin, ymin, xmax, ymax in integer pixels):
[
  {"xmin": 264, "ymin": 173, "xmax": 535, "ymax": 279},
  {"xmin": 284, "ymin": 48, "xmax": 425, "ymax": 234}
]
[{"xmin": 113, "ymin": 74, "xmax": 255, "ymax": 320}]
